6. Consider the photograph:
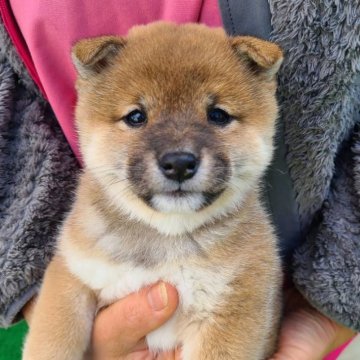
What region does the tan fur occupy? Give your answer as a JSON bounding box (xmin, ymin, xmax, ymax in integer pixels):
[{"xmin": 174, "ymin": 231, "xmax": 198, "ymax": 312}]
[
  {"xmin": 23, "ymin": 22, "xmax": 283, "ymax": 360},
  {"xmin": 22, "ymin": 257, "xmax": 96, "ymax": 360}
]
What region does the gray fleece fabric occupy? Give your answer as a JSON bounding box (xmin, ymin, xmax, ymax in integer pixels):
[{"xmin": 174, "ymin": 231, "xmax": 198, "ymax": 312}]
[
  {"xmin": 293, "ymin": 133, "xmax": 360, "ymax": 331},
  {"xmin": 269, "ymin": 0, "xmax": 360, "ymax": 330},
  {"xmin": 270, "ymin": 0, "xmax": 360, "ymax": 229},
  {"xmin": 0, "ymin": 22, "xmax": 79, "ymax": 327},
  {"xmin": 0, "ymin": 19, "xmax": 39, "ymax": 98}
]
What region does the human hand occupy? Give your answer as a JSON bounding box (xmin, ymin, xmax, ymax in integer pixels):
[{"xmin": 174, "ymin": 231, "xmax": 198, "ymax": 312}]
[
  {"xmin": 270, "ymin": 289, "xmax": 355, "ymax": 360},
  {"xmin": 90, "ymin": 281, "xmax": 180, "ymax": 360}
]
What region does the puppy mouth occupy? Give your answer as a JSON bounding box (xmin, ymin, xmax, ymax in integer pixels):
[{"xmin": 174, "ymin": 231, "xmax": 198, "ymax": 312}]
[
  {"xmin": 141, "ymin": 188, "xmax": 224, "ymax": 213},
  {"xmin": 164, "ymin": 189, "xmax": 194, "ymax": 197}
]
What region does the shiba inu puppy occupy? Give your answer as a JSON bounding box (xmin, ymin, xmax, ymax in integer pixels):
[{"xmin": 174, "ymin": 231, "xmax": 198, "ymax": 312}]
[{"xmin": 23, "ymin": 22, "xmax": 283, "ymax": 359}]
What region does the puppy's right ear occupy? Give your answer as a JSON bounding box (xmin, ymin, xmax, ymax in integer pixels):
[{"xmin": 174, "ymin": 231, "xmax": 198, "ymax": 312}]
[
  {"xmin": 72, "ymin": 36, "xmax": 126, "ymax": 78},
  {"xmin": 230, "ymin": 36, "xmax": 283, "ymax": 80}
]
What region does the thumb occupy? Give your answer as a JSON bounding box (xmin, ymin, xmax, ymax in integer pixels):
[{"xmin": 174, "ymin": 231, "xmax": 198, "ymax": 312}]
[{"xmin": 93, "ymin": 282, "xmax": 178, "ymax": 355}]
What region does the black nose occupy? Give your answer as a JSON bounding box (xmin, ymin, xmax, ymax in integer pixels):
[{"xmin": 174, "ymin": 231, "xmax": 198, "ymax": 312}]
[{"xmin": 159, "ymin": 152, "xmax": 199, "ymax": 182}]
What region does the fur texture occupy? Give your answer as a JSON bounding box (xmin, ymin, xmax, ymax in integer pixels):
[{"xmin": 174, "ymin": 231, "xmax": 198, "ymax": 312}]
[
  {"xmin": 293, "ymin": 132, "xmax": 360, "ymax": 331},
  {"xmin": 23, "ymin": 23, "xmax": 283, "ymax": 359}
]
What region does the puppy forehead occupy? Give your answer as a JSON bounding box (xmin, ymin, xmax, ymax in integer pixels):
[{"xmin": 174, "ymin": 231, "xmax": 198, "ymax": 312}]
[
  {"xmin": 126, "ymin": 22, "xmax": 229, "ymax": 58},
  {"xmin": 126, "ymin": 25, "xmax": 237, "ymax": 77},
  {"xmin": 101, "ymin": 25, "xmax": 249, "ymax": 101}
]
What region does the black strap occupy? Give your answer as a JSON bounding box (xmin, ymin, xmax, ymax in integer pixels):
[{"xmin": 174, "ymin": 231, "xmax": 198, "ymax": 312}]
[{"xmin": 218, "ymin": 0, "xmax": 302, "ymax": 261}]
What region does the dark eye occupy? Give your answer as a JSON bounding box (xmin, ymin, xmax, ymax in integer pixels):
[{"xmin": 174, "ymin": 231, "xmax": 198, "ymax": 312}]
[
  {"xmin": 124, "ymin": 110, "xmax": 147, "ymax": 127},
  {"xmin": 207, "ymin": 108, "xmax": 232, "ymax": 126}
]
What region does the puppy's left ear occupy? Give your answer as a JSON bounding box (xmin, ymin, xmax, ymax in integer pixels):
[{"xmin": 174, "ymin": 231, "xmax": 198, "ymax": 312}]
[
  {"xmin": 72, "ymin": 36, "xmax": 126, "ymax": 78},
  {"xmin": 231, "ymin": 36, "xmax": 283, "ymax": 80}
]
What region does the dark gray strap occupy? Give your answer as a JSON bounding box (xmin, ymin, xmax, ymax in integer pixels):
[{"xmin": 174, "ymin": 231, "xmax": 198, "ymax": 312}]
[
  {"xmin": 218, "ymin": 0, "xmax": 302, "ymax": 261},
  {"xmin": 218, "ymin": 0, "xmax": 272, "ymax": 39},
  {"xmin": 264, "ymin": 128, "xmax": 303, "ymax": 261}
]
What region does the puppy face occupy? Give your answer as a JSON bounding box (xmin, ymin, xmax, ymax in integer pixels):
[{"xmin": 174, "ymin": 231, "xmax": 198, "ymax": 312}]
[{"xmin": 72, "ymin": 22, "xmax": 283, "ymax": 235}]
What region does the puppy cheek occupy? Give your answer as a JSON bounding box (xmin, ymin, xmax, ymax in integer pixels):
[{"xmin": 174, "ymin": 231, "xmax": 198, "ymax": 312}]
[
  {"xmin": 83, "ymin": 128, "xmax": 130, "ymax": 184},
  {"xmin": 127, "ymin": 152, "xmax": 159, "ymax": 196},
  {"xmin": 184, "ymin": 149, "xmax": 229, "ymax": 193},
  {"xmin": 83, "ymin": 131, "xmax": 111, "ymax": 170},
  {"xmin": 232, "ymin": 132, "xmax": 273, "ymax": 183},
  {"xmin": 210, "ymin": 153, "xmax": 231, "ymax": 191}
]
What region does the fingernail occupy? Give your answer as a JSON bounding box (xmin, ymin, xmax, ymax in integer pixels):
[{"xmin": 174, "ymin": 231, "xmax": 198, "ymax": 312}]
[{"xmin": 148, "ymin": 282, "xmax": 168, "ymax": 311}]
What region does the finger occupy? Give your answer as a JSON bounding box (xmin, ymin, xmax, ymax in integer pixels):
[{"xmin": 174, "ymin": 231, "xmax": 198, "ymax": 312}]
[
  {"xmin": 269, "ymin": 346, "xmax": 310, "ymax": 360},
  {"xmin": 127, "ymin": 349, "xmax": 154, "ymax": 360},
  {"xmin": 174, "ymin": 347, "xmax": 182, "ymax": 360},
  {"xmin": 157, "ymin": 350, "xmax": 176, "ymax": 360},
  {"xmin": 156, "ymin": 351, "xmax": 171, "ymax": 360},
  {"xmin": 130, "ymin": 338, "xmax": 148, "ymax": 352},
  {"xmin": 269, "ymin": 309, "xmax": 336, "ymax": 360},
  {"xmin": 93, "ymin": 282, "xmax": 178, "ymax": 355}
]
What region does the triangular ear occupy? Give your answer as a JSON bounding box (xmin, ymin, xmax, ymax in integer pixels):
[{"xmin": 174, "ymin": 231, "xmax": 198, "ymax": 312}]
[
  {"xmin": 72, "ymin": 36, "xmax": 126, "ymax": 78},
  {"xmin": 231, "ymin": 36, "xmax": 283, "ymax": 79}
]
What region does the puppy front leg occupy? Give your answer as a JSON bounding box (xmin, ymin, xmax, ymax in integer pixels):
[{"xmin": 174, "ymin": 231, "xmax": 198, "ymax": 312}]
[
  {"xmin": 182, "ymin": 317, "xmax": 270, "ymax": 360},
  {"xmin": 181, "ymin": 276, "xmax": 281, "ymax": 360},
  {"xmin": 23, "ymin": 255, "xmax": 97, "ymax": 360}
]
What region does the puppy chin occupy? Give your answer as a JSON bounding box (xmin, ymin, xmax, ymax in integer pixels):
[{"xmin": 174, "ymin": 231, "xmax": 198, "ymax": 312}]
[{"xmin": 151, "ymin": 193, "xmax": 204, "ymax": 213}]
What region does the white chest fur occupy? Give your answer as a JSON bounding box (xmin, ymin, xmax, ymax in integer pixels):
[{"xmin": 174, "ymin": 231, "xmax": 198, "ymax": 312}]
[{"xmin": 62, "ymin": 244, "xmax": 235, "ymax": 352}]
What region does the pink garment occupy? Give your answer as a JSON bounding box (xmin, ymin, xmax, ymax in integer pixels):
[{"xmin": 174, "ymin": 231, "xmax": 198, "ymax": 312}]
[{"xmin": 8, "ymin": 0, "xmax": 222, "ymax": 158}]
